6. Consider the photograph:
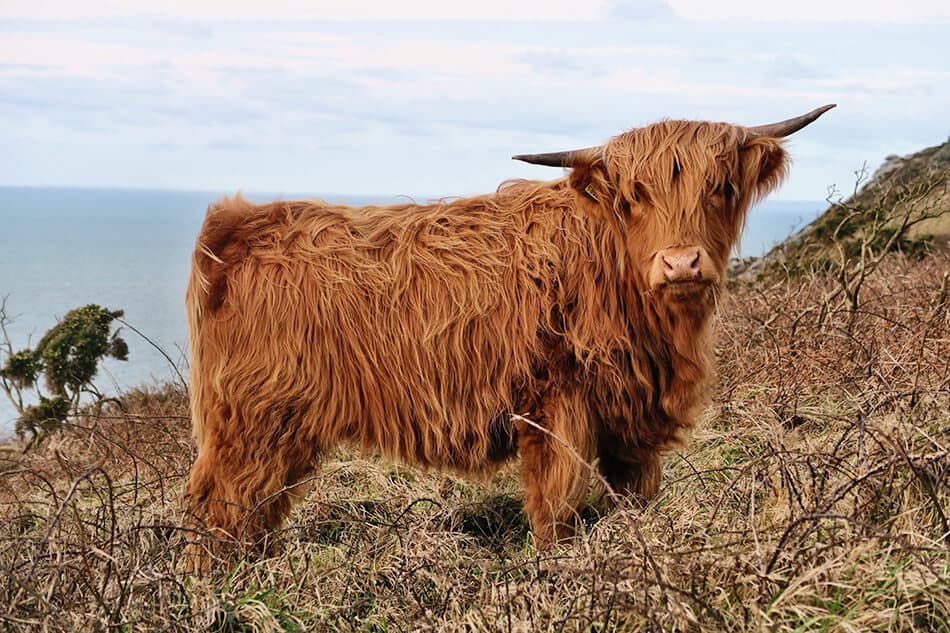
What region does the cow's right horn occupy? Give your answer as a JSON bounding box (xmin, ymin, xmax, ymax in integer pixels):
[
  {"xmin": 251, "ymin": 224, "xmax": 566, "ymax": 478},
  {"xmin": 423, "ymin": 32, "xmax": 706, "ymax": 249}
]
[{"xmin": 512, "ymin": 146, "xmax": 601, "ymax": 167}]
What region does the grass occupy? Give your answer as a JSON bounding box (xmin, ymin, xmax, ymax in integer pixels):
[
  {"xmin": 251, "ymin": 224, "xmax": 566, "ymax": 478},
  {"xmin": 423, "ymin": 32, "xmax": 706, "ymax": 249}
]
[{"xmin": 1, "ymin": 251, "xmax": 948, "ymax": 631}]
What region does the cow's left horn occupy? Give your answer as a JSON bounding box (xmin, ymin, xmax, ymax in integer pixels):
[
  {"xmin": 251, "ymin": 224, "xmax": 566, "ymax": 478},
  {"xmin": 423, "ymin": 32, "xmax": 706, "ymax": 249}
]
[
  {"xmin": 747, "ymin": 104, "xmax": 836, "ymax": 138},
  {"xmin": 512, "ymin": 146, "xmax": 601, "ymax": 167}
]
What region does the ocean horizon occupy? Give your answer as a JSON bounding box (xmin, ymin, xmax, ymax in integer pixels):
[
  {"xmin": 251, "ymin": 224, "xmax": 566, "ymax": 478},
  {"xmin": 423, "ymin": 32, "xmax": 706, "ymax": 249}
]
[{"xmin": 0, "ymin": 186, "xmax": 826, "ymax": 438}]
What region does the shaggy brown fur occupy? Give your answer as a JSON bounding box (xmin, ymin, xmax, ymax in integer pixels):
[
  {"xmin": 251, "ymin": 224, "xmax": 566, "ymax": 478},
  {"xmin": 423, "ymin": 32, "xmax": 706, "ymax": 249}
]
[{"xmin": 183, "ymin": 119, "xmax": 789, "ymax": 562}]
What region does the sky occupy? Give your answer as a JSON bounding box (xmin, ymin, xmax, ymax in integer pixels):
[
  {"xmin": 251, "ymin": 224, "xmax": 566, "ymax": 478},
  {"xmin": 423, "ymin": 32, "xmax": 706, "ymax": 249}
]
[{"xmin": 1, "ymin": 1, "xmax": 948, "ymax": 200}]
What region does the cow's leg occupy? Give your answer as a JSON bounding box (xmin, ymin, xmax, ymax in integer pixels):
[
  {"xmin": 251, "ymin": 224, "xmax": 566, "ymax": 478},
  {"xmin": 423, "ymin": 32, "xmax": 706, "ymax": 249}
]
[
  {"xmin": 597, "ymin": 438, "xmax": 661, "ymax": 502},
  {"xmin": 183, "ymin": 402, "xmax": 316, "ymax": 571},
  {"xmin": 517, "ymin": 393, "xmax": 594, "ymax": 548}
]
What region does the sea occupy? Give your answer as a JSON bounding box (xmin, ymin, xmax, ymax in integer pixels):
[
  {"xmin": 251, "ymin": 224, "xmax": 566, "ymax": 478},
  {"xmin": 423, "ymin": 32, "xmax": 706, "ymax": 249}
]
[{"xmin": 0, "ymin": 186, "xmax": 825, "ymax": 438}]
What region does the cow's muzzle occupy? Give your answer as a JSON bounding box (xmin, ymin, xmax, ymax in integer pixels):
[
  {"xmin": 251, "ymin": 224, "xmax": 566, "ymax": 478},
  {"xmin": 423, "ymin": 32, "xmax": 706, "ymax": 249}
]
[{"xmin": 648, "ymin": 246, "xmax": 717, "ymax": 290}]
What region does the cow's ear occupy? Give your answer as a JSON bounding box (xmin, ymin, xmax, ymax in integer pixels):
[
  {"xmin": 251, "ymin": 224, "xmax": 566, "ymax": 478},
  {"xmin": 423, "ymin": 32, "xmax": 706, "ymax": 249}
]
[
  {"xmin": 568, "ymin": 158, "xmax": 608, "ymax": 204},
  {"xmin": 740, "ymin": 137, "xmax": 789, "ymax": 198},
  {"xmin": 568, "ymin": 156, "xmax": 633, "ymax": 234}
]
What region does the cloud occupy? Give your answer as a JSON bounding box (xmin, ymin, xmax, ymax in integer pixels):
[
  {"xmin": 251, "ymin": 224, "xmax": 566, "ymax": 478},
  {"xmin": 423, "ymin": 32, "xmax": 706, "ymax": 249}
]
[
  {"xmin": 0, "ymin": 0, "xmax": 614, "ymax": 22},
  {"xmin": 667, "ymin": 0, "xmax": 950, "ymax": 22},
  {"xmin": 6, "ymin": 0, "xmax": 946, "ymax": 22},
  {"xmin": 0, "ymin": 6, "xmax": 947, "ymax": 201},
  {"xmin": 608, "ymin": 0, "xmax": 675, "ymax": 20},
  {"xmin": 769, "ymin": 55, "xmax": 826, "ymax": 81},
  {"xmin": 517, "ymin": 50, "xmax": 589, "ymax": 74}
]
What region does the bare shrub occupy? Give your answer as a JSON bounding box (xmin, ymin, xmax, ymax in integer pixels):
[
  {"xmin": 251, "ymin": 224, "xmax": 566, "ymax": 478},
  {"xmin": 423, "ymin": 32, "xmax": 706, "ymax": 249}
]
[{"xmin": 1, "ymin": 251, "xmax": 948, "ymax": 631}]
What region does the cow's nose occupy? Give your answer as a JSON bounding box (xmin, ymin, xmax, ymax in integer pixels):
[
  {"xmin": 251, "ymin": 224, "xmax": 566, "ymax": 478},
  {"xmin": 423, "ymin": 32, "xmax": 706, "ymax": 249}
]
[{"xmin": 660, "ymin": 248, "xmax": 701, "ymax": 282}]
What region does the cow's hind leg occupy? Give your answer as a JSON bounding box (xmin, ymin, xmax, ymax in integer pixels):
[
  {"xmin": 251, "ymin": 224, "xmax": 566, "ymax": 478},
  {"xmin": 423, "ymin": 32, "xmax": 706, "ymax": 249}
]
[
  {"xmin": 597, "ymin": 438, "xmax": 661, "ymax": 503},
  {"xmin": 517, "ymin": 392, "xmax": 594, "ymax": 548},
  {"xmin": 183, "ymin": 402, "xmax": 316, "ymax": 571}
]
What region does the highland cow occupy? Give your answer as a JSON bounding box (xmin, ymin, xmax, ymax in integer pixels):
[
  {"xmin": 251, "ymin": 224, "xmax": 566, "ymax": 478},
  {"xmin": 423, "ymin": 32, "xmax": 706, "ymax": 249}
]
[{"xmin": 183, "ymin": 105, "xmax": 834, "ymax": 560}]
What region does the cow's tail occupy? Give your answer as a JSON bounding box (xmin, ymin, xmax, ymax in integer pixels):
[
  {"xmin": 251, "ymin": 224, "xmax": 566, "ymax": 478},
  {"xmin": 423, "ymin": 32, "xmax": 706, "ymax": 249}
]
[
  {"xmin": 188, "ymin": 195, "xmax": 259, "ymax": 319},
  {"xmin": 186, "ymin": 194, "xmax": 257, "ymax": 442}
]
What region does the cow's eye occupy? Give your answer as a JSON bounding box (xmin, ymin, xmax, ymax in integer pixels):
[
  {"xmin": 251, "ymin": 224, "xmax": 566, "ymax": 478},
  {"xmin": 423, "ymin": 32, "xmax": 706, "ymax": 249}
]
[
  {"xmin": 632, "ymin": 182, "xmax": 651, "ymax": 206},
  {"xmin": 708, "ymin": 180, "xmax": 733, "ymax": 202},
  {"xmin": 723, "ymin": 182, "xmax": 735, "ymax": 201}
]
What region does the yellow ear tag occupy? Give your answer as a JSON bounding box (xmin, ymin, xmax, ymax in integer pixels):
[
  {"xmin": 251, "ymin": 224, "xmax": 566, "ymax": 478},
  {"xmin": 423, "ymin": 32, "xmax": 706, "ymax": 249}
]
[{"xmin": 583, "ymin": 183, "xmax": 599, "ymax": 202}]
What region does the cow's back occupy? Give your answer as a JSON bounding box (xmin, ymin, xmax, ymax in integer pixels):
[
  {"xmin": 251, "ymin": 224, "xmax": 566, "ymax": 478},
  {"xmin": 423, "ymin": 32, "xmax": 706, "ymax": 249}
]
[{"xmin": 187, "ymin": 193, "xmax": 558, "ymax": 471}]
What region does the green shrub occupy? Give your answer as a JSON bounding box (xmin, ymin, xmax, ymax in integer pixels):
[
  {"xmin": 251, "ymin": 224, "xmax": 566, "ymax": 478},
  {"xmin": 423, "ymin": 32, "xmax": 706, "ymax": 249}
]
[{"xmin": 1, "ymin": 303, "xmax": 128, "ymax": 447}]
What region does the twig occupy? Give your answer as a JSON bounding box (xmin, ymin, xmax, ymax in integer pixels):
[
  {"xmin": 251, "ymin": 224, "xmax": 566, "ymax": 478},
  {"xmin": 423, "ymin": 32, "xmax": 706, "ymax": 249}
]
[{"xmin": 114, "ymin": 317, "xmax": 188, "ymax": 391}]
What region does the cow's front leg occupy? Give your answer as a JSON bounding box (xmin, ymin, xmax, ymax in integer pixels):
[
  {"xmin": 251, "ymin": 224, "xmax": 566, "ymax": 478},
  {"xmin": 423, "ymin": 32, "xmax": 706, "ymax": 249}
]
[{"xmin": 517, "ymin": 392, "xmax": 594, "ymax": 547}]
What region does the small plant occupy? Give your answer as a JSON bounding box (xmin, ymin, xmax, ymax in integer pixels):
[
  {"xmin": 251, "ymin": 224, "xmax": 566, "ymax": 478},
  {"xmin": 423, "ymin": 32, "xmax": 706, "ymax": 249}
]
[{"xmin": 0, "ymin": 299, "xmax": 128, "ymax": 448}]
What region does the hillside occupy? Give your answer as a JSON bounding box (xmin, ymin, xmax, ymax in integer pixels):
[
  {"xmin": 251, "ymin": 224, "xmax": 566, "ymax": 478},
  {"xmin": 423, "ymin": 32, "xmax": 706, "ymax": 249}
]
[{"xmin": 734, "ymin": 137, "xmax": 950, "ymax": 280}]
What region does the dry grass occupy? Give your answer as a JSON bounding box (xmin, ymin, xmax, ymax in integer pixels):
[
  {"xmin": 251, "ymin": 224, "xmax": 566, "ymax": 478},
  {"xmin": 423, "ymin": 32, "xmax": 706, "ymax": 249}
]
[{"xmin": 1, "ymin": 252, "xmax": 948, "ymax": 632}]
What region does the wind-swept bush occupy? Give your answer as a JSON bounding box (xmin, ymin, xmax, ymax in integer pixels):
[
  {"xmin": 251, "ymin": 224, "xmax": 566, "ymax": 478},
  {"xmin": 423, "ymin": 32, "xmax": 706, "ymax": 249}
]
[{"xmin": 0, "ymin": 301, "xmax": 128, "ymax": 448}]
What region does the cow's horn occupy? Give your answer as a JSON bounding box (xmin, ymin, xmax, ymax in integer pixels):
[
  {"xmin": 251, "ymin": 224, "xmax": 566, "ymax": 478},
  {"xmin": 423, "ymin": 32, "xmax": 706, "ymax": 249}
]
[
  {"xmin": 747, "ymin": 104, "xmax": 836, "ymax": 138},
  {"xmin": 512, "ymin": 146, "xmax": 601, "ymax": 167}
]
